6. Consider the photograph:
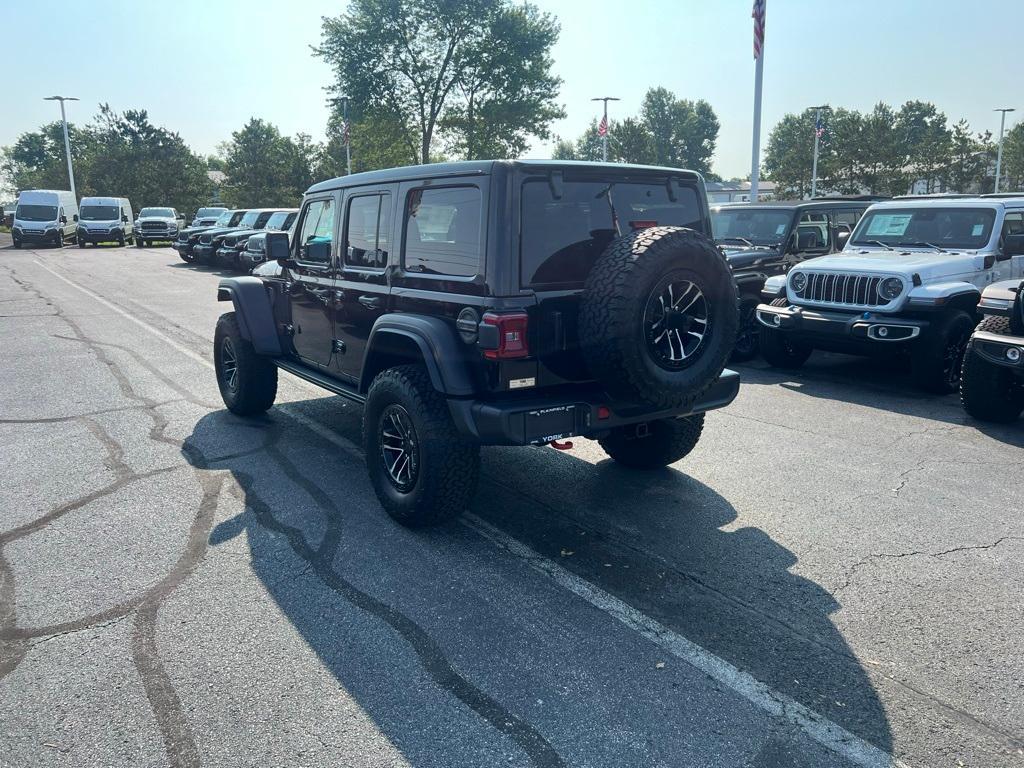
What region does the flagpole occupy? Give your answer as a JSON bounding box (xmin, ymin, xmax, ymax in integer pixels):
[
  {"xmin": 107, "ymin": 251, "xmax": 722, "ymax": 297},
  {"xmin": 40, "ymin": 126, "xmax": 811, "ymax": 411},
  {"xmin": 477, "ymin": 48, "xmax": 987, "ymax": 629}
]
[
  {"xmin": 591, "ymin": 96, "xmax": 619, "ymax": 162},
  {"xmin": 750, "ymin": 0, "xmax": 765, "ymax": 201},
  {"xmin": 810, "ymin": 107, "xmax": 821, "ymax": 199},
  {"xmin": 343, "ymin": 96, "xmax": 351, "ymax": 176}
]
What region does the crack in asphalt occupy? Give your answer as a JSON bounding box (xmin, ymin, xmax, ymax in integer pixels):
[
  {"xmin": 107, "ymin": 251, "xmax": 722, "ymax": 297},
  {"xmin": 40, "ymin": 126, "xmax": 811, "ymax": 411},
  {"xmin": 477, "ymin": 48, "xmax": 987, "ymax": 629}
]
[{"xmin": 1, "ymin": 263, "xmax": 565, "ymax": 768}]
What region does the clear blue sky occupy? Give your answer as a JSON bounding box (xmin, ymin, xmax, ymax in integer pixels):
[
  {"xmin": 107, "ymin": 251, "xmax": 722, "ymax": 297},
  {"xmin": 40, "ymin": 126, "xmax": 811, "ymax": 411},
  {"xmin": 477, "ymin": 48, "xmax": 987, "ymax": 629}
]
[{"xmin": 2, "ymin": 0, "xmax": 1021, "ymax": 181}]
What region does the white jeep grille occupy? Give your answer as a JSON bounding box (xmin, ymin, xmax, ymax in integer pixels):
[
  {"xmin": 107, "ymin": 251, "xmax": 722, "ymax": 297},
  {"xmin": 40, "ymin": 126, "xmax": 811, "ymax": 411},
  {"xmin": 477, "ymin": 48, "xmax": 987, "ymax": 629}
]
[{"xmin": 792, "ymin": 271, "xmax": 892, "ymax": 309}]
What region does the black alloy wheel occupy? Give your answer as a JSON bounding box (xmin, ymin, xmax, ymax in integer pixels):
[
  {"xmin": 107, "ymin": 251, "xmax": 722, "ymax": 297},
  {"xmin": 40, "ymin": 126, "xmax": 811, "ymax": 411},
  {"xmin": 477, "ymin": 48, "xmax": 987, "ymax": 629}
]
[
  {"xmin": 941, "ymin": 323, "xmax": 972, "ymax": 391},
  {"xmin": 643, "ymin": 274, "xmax": 710, "ymax": 370},
  {"xmin": 378, "ymin": 404, "xmax": 420, "ymax": 493},
  {"xmin": 219, "ymin": 336, "xmax": 239, "ymax": 395}
]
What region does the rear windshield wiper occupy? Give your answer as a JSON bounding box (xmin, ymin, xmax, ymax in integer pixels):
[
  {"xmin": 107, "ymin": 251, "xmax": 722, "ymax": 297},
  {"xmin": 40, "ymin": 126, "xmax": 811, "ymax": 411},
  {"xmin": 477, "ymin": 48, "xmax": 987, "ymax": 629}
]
[{"xmin": 896, "ymin": 241, "xmax": 948, "ymax": 253}]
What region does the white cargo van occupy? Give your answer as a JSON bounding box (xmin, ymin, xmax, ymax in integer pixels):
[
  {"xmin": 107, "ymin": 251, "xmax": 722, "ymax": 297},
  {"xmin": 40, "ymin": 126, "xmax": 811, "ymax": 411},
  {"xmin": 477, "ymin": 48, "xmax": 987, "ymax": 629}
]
[
  {"xmin": 11, "ymin": 190, "xmax": 79, "ymax": 249},
  {"xmin": 77, "ymin": 196, "xmax": 135, "ymax": 247}
]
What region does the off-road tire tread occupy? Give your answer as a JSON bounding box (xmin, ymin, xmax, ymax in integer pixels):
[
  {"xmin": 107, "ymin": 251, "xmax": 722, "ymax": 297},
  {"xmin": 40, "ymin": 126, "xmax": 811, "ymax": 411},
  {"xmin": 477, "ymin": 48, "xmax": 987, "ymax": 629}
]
[
  {"xmin": 599, "ymin": 414, "xmax": 705, "ymax": 469},
  {"xmin": 580, "ymin": 226, "xmax": 737, "ymax": 409},
  {"xmin": 363, "ymin": 365, "xmax": 480, "ymax": 527},
  {"xmin": 911, "ymin": 309, "xmax": 974, "ymax": 394},
  {"xmin": 731, "ymin": 293, "xmax": 762, "ymax": 362},
  {"xmin": 960, "ymin": 315, "xmax": 1024, "ymax": 422},
  {"xmin": 214, "ymin": 312, "xmax": 277, "ymax": 415},
  {"xmin": 759, "ymin": 297, "xmax": 813, "ymax": 369}
]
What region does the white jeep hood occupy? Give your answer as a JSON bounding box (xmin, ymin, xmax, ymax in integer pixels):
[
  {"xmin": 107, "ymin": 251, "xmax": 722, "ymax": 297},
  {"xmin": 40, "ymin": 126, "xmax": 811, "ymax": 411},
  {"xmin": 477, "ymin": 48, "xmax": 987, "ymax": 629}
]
[{"xmin": 799, "ymin": 250, "xmax": 985, "ymax": 281}]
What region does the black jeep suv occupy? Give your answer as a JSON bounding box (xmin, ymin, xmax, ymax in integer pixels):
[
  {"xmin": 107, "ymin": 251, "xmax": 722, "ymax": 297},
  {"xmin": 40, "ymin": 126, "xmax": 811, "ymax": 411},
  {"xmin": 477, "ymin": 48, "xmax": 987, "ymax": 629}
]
[
  {"xmin": 173, "ymin": 209, "xmax": 248, "ymax": 264},
  {"xmin": 711, "ymin": 198, "xmax": 878, "ymax": 360},
  {"xmin": 213, "ymin": 161, "xmax": 740, "ymax": 526}
]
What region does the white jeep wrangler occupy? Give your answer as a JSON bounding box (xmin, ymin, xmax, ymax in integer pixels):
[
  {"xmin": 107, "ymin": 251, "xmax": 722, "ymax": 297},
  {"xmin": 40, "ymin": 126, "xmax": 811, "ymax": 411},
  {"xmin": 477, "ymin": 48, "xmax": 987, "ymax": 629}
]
[{"xmin": 756, "ymin": 198, "xmax": 1024, "ymax": 392}]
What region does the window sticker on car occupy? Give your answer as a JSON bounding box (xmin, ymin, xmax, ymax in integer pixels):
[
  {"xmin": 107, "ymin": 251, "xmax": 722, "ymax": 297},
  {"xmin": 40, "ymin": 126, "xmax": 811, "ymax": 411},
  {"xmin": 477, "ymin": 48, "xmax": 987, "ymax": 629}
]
[
  {"xmin": 776, "ymin": 224, "xmax": 786, "ymax": 234},
  {"xmin": 972, "ymin": 224, "xmax": 984, "ymax": 236},
  {"xmin": 866, "ymin": 214, "xmax": 912, "ymax": 237}
]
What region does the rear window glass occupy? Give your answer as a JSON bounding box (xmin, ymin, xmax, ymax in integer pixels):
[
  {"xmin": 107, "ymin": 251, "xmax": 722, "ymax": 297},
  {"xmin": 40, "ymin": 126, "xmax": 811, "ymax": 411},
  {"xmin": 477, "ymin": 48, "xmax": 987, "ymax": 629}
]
[
  {"xmin": 404, "ymin": 187, "xmax": 481, "ymax": 277},
  {"xmin": 521, "ymin": 179, "xmax": 703, "ymax": 287}
]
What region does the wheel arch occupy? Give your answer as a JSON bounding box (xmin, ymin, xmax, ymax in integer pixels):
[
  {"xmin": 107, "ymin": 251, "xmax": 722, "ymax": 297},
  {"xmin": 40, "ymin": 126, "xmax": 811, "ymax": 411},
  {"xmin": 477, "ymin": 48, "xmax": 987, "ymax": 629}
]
[
  {"xmin": 361, "ymin": 315, "xmax": 476, "ymax": 397},
  {"xmin": 216, "ymin": 277, "xmax": 282, "ymax": 356}
]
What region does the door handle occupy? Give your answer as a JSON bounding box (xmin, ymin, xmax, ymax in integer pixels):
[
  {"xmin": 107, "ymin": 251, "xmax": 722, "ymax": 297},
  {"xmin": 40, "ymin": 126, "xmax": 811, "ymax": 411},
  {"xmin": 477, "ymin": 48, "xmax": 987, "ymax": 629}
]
[{"xmin": 358, "ymin": 295, "xmax": 383, "ymax": 310}]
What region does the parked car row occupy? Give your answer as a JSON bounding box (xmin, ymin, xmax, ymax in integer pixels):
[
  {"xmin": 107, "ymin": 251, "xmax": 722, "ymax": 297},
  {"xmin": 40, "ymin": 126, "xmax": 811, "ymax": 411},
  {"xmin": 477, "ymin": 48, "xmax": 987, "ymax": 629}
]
[
  {"xmin": 173, "ymin": 207, "xmax": 297, "ymax": 271},
  {"xmin": 9, "ymin": 188, "xmax": 224, "ymax": 249}
]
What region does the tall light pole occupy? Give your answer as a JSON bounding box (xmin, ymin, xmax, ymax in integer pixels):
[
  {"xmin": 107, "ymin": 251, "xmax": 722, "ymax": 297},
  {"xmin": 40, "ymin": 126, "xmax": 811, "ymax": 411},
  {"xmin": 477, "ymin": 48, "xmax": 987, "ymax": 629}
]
[
  {"xmin": 591, "ymin": 96, "xmax": 620, "ymax": 162},
  {"xmin": 750, "ymin": 0, "xmax": 766, "ymax": 201},
  {"xmin": 993, "ymin": 107, "xmax": 1015, "ymax": 193},
  {"xmin": 341, "ymin": 95, "xmax": 351, "ymax": 176},
  {"xmin": 809, "ymin": 105, "xmax": 829, "ymax": 199},
  {"xmin": 43, "ymin": 96, "xmax": 79, "ymax": 200}
]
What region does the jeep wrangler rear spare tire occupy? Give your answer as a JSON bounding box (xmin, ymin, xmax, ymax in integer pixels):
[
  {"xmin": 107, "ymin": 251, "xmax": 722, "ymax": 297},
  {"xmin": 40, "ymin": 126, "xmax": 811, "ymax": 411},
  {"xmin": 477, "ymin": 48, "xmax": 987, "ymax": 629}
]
[
  {"xmin": 960, "ymin": 316, "xmax": 1024, "ymax": 423},
  {"xmin": 579, "ymin": 227, "xmax": 738, "ymax": 409},
  {"xmin": 599, "ymin": 414, "xmax": 705, "ymax": 469},
  {"xmin": 363, "ymin": 365, "xmax": 480, "ymax": 527},
  {"xmin": 214, "ymin": 312, "xmax": 278, "ymax": 415}
]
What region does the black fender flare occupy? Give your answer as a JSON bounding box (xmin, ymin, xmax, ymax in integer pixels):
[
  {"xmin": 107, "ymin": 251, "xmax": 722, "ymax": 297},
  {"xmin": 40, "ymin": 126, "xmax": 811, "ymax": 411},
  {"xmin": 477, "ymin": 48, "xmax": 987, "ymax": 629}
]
[
  {"xmin": 361, "ymin": 314, "xmax": 475, "ymax": 396},
  {"xmin": 216, "ymin": 277, "xmax": 282, "ymax": 356}
]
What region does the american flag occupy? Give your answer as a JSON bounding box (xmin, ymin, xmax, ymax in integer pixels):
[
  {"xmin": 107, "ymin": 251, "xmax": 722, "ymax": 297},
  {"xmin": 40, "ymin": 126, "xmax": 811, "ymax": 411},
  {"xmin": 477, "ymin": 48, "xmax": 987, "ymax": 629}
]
[
  {"xmin": 752, "ymin": 0, "xmax": 765, "ymax": 60},
  {"xmin": 815, "ymin": 115, "xmax": 825, "ymax": 138},
  {"xmin": 597, "ymin": 114, "xmax": 608, "ymax": 137},
  {"xmin": 341, "ymin": 120, "xmax": 350, "ymax": 147}
]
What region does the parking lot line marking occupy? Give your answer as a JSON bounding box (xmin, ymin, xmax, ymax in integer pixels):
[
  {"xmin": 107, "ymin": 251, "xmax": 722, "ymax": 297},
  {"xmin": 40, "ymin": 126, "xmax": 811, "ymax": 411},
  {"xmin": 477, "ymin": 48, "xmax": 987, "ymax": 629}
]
[
  {"xmin": 33, "ymin": 260, "xmax": 211, "ymax": 367},
  {"xmin": 463, "ymin": 514, "xmax": 912, "ymax": 768},
  {"xmin": 31, "ymin": 258, "xmax": 912, "ymax": 768}
]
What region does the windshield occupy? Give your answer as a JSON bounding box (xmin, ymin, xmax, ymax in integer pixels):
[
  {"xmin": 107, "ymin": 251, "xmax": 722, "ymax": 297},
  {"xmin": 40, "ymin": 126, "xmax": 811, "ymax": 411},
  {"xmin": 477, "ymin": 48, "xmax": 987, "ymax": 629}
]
[
  {"xmin": 265, "ymin": 211, "xmax": 292, "ymax": 230},
  {"xmin": 711, "ymin": 208, "xmax": 793, "ymax": 246},
  {"xmin": 852, "ymin": 208, "xmax": 997, "ymax": 250},
  {"xmin": 213, "ymin": 211, "xmax": 234, "ymax": 226},
  {"xmin": 238, "ymin": 211, "xmax": 263, "ymax": 228},
  {"xmin": 15, "ymin": 204, "xmax": 57, "ymax": 222},
  {"xmin": 197, "ymin": 208, "xmax": 225, "ymax": 218},
  {"xmin": 140, "ymin": 207, "xmax": 173, "ymax": 218},
  {"xmin": 80, "ymin": 205, "xmax": 119, "ymax": 221},
  {"xmin": 521, "ymin": 178, "xmax": 704, "ymax": 287}
]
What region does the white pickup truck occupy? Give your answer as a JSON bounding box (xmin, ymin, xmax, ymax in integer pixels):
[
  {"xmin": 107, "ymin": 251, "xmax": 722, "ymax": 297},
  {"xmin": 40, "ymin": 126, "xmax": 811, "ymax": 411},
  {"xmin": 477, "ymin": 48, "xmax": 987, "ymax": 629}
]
[{"xmin": 756, "ymin": 198, "xmax": 1024, "ymax": 392}]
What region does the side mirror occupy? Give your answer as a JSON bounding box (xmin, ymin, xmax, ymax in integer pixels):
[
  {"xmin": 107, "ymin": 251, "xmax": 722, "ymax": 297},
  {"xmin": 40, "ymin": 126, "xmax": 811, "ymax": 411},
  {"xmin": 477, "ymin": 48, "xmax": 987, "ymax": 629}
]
[
  {"xmin": 786, "ymin": 230, "xmax": 799, "ymax": 254},
  {"xmin": 60, "ymin": 215, "xmax": 68, "ymax": 224},
  {"xmin": 73, "ymin": 214, "xmax": 79, "ymax": 223},
  {"xmin": 266, "ymin": 231, "xmax": 292, "ymax": 266},
  {"xmin": 122, "ymin": 215, "xmax": 129, "ymax": 223},
  {"xmin": 835, "ymin": 224, "xmax": 852, "ymax": 248},
  {"xmin": 1004, "ymin": 233, "xmax": 1024, "ymax": 257}
]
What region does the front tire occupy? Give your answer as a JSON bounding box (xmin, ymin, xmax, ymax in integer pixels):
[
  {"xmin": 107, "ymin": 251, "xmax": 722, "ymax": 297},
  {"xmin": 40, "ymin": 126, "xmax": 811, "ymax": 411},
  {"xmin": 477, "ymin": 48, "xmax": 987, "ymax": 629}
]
[
  {"xmin": 363, "ymin": 365, "xmax": 480, "ymax": 527},
  {"xmin": 759, "ymin": 298, "xmax": 813, "ymax": 369},
  {"xmin": 599, "ymin": 414, "xmax": 705, "ymax": 469},
  {"xmin": 214, "ymin": 312, "xmax": 278, "ymax": 415},
  {"xmin": 960, "ymin": 316, "xmax": 1024, "ymax": 423},
  {"xmin": 911, "ymin": 310, "xmax": 975, "ymax": 394},
  {"xmin": 731, "ymin": 294, "xmax": 761, "ymax": 362}
]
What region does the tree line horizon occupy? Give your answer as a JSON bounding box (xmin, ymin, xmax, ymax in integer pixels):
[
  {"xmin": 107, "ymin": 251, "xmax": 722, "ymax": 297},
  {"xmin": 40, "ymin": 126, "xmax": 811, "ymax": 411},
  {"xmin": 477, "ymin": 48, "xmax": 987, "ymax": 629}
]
[{"xmin": 3, "ymin": 0, "xmax": 1022, "ymax": 211}]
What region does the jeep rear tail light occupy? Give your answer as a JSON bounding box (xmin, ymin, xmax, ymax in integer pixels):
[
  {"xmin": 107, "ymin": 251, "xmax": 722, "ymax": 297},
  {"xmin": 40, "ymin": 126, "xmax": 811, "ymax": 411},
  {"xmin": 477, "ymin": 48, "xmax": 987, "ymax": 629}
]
[{"xmin": 481, "ymin": 312, "xmax": 529, "ymax": 359}]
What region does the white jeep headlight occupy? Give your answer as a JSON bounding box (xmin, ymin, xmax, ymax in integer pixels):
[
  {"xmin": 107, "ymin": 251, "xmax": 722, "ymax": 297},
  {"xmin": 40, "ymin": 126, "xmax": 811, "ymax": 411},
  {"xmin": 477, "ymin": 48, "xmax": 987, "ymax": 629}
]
[
  {"xmin": 878, "ymin": 277, "xmax": 903, "ymax": 301},
  {"xmin": 790, "ymin": 271, "xmax": 807, "ymax": 292}
]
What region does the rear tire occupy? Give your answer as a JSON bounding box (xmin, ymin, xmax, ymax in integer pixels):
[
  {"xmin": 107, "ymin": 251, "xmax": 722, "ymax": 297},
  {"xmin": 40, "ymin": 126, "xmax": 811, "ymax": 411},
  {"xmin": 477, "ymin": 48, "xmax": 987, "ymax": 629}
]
[
  {"xmin": 214, "ymin": 312, "xmax": 278, "ymax": 416},
  {"xmin": 599, "ymin": 414, "xmax": 705, "ymax": 469},
  {"xmin": 911, "ymin": 310, "xmax": 975, "ymax": 394},
  {"xmin": 759, "ymin": 298, "xmax": 812, "ymax": 369},
  {"xmin": 960, "ymin": 316, "xmax": 1024, "ymax": 423},
  {"xmin": 363, "ymin": 365, "xmax": 480, "ymax": 527}
]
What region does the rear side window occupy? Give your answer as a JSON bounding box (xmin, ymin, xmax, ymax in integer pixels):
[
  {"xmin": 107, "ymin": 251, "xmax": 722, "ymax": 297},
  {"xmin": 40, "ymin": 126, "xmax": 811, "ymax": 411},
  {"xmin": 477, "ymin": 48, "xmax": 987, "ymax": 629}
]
[
  {"xmin": 521, "ymin": 179, "xmax": 703, "ymax": 287},
  {"xmin": 346, "ymin": 194, "xmax": 392, "ymax": 269},
  {"xmin": 403, "ymin": 187, "xmax": 481, "ymax": 277}
]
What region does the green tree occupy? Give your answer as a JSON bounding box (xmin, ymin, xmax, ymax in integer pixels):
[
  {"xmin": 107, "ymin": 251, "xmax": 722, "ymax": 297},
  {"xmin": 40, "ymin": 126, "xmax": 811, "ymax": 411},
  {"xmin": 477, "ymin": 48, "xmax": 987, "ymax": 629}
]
[
  {"xmin": 999, "ymin": 121, "xmax": 1024, "ymax": 191},
  {"xmin": 221, "ymin": 118, "xmax": 313, "ymax": 207},
  {"xmin": 1, "ymin": 121, "xmax": 96, "ymax": 193},
  {"xmin": 611, "ymin": 117, "xmax": 655, "ymax": 165},
  {"xmin": 946, "ymin": 119, "xmax": 987, "ymax": 193},
  {"xmin": 640, "ymin": 87, "xmax": 719, "ymax": 174},
  {"xmin": 762, "ymin": 111, "xmax": 817, "ymax": 199},
  {"xmin": 318, "ymin": 111, "xmax": 420, "ymax": 178},
  {"xmin": 87, "ymin": 105, "xmax": 210, "ymax": 213},
  {"xmin": 316, "ymin": 0, "xmax": 563, "ymax": 164}
]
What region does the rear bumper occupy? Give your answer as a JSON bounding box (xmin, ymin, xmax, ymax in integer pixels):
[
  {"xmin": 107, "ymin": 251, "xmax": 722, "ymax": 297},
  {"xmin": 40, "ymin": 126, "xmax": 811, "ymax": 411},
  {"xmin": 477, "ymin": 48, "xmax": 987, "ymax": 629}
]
[
  {"xmin": 756, "ymin": 302, "xmax": 928, "ymax": 343},
  {"xmin": 969, "ymin": 330, "xmax": 1024, "ymax": 372},
  {"xmin": 447, "ymin": 369, "xmax": 741, "ymax": 446}
]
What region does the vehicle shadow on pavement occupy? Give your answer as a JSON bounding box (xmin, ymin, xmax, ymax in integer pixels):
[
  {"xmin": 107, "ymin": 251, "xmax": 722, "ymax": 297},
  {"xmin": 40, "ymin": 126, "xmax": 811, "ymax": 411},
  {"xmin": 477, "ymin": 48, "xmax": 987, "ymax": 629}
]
[
  {"xmin": 182, "ymin": 402, "xmax": 896, "ymax": 766},
  {"xmin": 737, "ymin": 356, "xmax": 1024, "ymax": 447}
]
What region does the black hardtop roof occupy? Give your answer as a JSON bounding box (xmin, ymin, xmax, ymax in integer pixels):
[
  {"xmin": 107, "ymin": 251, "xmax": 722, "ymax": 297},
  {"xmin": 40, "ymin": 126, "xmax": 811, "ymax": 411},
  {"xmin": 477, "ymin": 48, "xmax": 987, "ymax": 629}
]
[
  {"xmin": 306, "ymin": 159, "xmax": 702, "ymax": 195},
  {"xmin": 712, "ymin": 197, "xmax": 880, "ymax": 212}
]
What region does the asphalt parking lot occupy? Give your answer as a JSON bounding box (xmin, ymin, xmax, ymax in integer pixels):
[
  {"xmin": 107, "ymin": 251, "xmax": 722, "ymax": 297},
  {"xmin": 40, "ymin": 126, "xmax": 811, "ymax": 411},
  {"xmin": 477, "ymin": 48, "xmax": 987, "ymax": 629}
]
[{"xmin": 0, "ymin": 237, "xmax": 1022, "ymax": 768}]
